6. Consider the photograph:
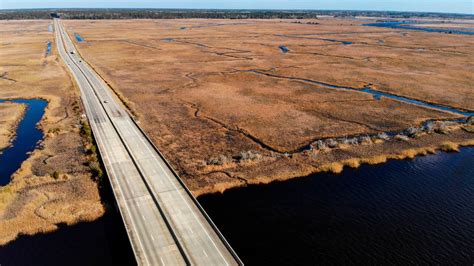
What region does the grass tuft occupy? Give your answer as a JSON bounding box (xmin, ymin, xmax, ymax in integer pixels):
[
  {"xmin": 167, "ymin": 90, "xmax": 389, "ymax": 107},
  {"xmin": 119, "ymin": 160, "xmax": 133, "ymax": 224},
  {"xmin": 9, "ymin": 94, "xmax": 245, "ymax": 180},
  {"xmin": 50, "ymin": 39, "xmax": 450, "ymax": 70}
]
[
  {"xmin": 343, "ymin": 158, "xmax": 360, "ymax": 168},
  {"xmin": 440, "ymin": 141, "xmax": 459, "ymax": 152}
]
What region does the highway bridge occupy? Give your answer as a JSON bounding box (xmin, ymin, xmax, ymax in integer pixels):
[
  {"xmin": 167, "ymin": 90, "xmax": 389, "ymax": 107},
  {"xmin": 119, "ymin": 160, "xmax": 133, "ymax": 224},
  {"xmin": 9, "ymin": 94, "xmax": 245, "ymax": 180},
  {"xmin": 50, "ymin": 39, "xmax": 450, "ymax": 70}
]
[{"xmin": 53, "ymin": 18, "xmax": 242, "ymax": 266}]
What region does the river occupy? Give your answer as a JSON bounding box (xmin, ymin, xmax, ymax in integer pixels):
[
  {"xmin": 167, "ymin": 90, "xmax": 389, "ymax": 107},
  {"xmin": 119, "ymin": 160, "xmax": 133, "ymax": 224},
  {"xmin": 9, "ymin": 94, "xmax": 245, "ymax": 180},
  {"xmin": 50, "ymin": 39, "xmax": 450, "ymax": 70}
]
[
  {"xmin": 2, "ymin": 18, "xmax": 473, "ymax": 264},
  {"xmin": 199, "ymin": 147, "xmax": 474, "ymax": 265},
  {"xmin": 1, "ymin": 147, "xmax": 472, "ymax": 265}
]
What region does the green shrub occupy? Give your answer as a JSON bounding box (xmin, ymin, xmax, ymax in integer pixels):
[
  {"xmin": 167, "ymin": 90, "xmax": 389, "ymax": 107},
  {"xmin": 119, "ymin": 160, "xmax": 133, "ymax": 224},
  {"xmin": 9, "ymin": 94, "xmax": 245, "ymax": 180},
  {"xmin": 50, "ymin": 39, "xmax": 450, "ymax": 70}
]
[
  {"xmin": 80, "ymin": 120, "xmax": 93, "ymax": 143},
  {"xmin": 51, "ymin": 171, "xmax": 60, "ymax": 180},
  {"xmin": 89, "ymin": 161, "xmax": 103, "ymax": 181}
]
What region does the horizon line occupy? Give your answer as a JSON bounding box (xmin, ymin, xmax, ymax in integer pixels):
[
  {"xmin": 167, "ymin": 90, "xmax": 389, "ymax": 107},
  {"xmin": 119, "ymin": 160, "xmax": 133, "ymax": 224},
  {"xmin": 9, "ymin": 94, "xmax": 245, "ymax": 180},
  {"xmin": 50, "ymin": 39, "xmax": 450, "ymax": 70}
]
[{"xmin": 0, "ymin": 7, "xmax": 473, "ymax": 16}]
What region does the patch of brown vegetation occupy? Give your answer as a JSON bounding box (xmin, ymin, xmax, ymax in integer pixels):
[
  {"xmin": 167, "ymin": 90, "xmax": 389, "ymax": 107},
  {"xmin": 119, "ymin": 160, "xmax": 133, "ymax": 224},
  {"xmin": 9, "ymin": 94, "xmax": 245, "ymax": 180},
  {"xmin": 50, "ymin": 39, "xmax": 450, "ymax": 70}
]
[
  {"xmin": 0, "ymin": 20, "xmax": 103, "ymax": 245},
  {"xmin": 439, "ymin": 141, "xmax": 460, "ymax": 152},
  {"xmin": 62, "ymin": 18, "xmax": 474, "ymax": 196},
  {"xmin": 0, "ymin": 102, "xmax": 25, "ymax": 151}
]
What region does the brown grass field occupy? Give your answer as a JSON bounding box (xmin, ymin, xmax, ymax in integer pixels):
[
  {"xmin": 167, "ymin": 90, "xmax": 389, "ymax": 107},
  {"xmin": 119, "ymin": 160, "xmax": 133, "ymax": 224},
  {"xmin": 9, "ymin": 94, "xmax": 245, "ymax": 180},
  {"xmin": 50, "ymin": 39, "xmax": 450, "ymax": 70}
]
[
  {"xmin": 0, "ymin": 20, "xmax": 103, "ymax": 245},
  {"xmin": 0, "ymin": 102, "xmax": 25, "ymax": 151},
  {"xmin": 62, "ymin": 17, "xmax": 473, "ymax": 195}
]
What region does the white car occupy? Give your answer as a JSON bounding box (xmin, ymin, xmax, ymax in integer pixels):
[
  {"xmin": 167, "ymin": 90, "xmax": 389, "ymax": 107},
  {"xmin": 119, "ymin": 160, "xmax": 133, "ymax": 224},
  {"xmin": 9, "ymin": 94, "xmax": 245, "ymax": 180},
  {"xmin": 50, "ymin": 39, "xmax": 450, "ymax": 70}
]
[{"xmin": 103, "ymin": 100, "xmax": 109, "ymax": 103}]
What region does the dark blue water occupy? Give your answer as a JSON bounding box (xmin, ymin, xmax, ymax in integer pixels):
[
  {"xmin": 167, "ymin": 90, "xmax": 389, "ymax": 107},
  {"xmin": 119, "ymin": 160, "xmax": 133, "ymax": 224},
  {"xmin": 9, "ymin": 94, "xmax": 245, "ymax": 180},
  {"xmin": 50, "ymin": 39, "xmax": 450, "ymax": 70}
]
[
  {"xmin": 199, "ymin": 147, "xmax": 474, "ymax": 265},
  {"xmin": 364, "ymin": 21, "xmax": 474, "ymax": 35},
  {"xmin": 320, "ymin": 38, "xmax": 353, "ymax": 45},
  {"xmin": 74, "ymin": 33, "xmax": 84, "ymax": 43},
  {"xmin": 279, "ymin": 45, "xmax": 289, "ymax": 53},
  {"xmin": 45, "ymin": 41, "xmax": 52, "ymax": 57},
  {"xmin": 0, "ymin": 99, "xmax": 47, "ymax": 186}
]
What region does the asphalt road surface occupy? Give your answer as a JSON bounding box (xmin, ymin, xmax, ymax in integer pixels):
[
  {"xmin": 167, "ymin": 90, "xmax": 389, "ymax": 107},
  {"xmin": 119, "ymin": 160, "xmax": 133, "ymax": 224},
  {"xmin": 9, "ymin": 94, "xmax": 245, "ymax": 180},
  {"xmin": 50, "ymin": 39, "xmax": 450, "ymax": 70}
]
[{"xmin": 53, "ymin": 18, "xmax": 241, "ymax": 266}]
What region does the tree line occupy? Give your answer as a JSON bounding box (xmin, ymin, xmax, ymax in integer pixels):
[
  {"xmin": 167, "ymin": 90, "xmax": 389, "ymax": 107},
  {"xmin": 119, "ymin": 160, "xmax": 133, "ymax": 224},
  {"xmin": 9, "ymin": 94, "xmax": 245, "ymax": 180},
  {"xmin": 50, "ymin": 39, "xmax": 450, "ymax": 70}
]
[{"xmin": 0, "ymin": 9, "xmax": 472, "ymax": 20}]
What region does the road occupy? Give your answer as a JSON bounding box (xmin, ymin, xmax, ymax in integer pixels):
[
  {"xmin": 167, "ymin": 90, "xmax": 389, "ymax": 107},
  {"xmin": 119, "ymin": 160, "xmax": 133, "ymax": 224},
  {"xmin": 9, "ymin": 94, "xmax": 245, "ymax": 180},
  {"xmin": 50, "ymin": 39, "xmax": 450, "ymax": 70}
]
[{"xmin": 53, "ymin": 18, "xmax": 241, "ymax": 266}]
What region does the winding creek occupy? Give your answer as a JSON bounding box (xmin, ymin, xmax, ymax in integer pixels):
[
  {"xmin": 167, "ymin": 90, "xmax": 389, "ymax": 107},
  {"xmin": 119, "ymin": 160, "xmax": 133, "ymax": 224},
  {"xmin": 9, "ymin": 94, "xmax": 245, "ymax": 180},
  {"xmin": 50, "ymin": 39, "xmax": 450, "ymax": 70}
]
[
  {"xmin": 245, "ymin": 70, "xmax": 474, "ymax": 117},
  {"xmin": 364, "ymin": 21, "xmax": 474, "ymax": 35},
  {"xmin": 1, "ymin": 25, "xmax": 473, "ymax": 261},
  {"xmin": 0, "ymin": 99, "xmax": 47, "ymax": 186},
  {"xmin": 1, "ymin": 74, "xmax": 473, "ymax": 264}
]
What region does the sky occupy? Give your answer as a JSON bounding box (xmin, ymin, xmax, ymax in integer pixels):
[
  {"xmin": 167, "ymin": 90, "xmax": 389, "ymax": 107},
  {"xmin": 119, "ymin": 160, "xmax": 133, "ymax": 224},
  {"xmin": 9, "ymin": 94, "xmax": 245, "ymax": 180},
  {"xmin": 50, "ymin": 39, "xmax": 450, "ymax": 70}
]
[{"xmin": 1, "ymin": 0, "xmax": 473, "ymax": 14}]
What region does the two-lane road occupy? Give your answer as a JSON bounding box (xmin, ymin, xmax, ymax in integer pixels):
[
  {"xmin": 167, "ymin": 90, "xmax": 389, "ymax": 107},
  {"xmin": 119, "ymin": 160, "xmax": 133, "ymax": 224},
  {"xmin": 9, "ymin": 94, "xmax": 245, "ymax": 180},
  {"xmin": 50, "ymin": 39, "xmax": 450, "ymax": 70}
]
[{"xmin": 54, "ymin": 18, "xmax": 241, "ymax": 265}]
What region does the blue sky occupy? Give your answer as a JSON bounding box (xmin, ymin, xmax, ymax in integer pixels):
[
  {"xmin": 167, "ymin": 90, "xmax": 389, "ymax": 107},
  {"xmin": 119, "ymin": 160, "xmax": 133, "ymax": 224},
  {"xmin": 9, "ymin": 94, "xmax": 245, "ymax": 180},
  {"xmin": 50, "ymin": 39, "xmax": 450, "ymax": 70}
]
[{"xmin": 1, "ymin": 0, "xmax": 473, "ymax": 14}]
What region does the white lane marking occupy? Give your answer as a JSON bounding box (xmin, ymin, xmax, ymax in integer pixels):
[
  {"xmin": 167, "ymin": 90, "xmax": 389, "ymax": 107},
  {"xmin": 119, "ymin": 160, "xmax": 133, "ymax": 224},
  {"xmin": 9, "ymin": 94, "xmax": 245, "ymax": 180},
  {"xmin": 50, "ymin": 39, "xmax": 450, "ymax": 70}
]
[
  {"xmin": 123, "ymin": 117, "xmax": 230, "ymax": 264},
  {"xmin": 60, "ymin": 20, "xmax": 229, "ymax": 264},
  {"xmin": 55, "ymin": 21, "xmax": 153, "ymax": 266}
]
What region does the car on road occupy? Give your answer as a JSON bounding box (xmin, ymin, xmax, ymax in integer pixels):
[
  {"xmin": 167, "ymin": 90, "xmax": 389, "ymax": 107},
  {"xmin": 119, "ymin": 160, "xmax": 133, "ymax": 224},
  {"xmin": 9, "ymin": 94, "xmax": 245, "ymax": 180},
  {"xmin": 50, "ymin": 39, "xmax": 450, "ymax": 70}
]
[{"xmin": 103, "ymin": 100, "xmax": 109, "ymax": 103}]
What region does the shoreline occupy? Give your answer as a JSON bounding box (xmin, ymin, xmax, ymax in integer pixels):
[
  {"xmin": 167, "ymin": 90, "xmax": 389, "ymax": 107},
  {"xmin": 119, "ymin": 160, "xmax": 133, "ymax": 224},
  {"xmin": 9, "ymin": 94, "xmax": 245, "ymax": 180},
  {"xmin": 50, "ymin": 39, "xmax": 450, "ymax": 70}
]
[
  {"xmin": 193, "ymin": 131, "xmax": 474, "ymax": 197},
  {"xmin": 81, "ymin": 54, "xmax": 474, "ymax": 199},
  {"xmin": 0, "ymin": 95, "xmax": 105, "ymax": 246},
  {"xmin": 0, "ymin": 102, "xmax": 27, "ymax": 153},
  {"xmin": 0, "ymin": 19, "xmax": 105, "ymax": 246},
  {"xmin": 0, "ymin": 68, "xmax": 106, "ymax": 246}
]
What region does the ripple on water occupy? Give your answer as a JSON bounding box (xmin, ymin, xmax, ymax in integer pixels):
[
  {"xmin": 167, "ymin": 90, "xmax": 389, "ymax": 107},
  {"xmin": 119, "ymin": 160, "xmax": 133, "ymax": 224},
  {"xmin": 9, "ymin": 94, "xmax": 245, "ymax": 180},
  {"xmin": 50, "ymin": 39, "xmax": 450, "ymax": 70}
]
[{"xmin": 199, "ymin": 148, "xmax": 474, "ymax": 265}]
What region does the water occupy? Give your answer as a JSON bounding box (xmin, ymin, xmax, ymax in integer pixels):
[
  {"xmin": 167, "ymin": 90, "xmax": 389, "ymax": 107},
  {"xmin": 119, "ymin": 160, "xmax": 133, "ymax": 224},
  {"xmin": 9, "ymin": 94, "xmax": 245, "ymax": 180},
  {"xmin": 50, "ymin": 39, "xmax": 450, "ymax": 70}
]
[
  {"xmin": 248, "ymin": 70, "xmax": 474, "ymax": 117},
  {"xmin": 45, "ymin": 41, "xmax": 52, "ymax": 57},
  {"xmin": 275, "ymin": 34, "xmax": 353, "ymax": 45},
  {"xmin": 0, "ymin": 176, "xmax": 136, "ymax": 266},
  {"xmin": 364, "ymin": 21, "xmax": 474, "ymax": 35},
  {"xmin": 199, "ymin": 147, "xmax": 474, "ymax": 265},
  {"xmin": 360, "ymin": 88, "xmax": 474, "ymax": 116},
  {"xmin": 0, "ymin": 99, "xmax": 135, "ymax": 265},
  {"xmin": 279, "ymin": 45, "xmax": 289, "ymax": 53},
  {"xmin": 74, "ymin": 33, "xmax": 84, "ymax": 43},
  {"xmin": 1, "ymin": 96, "xmax": 473, "ymax": 264},
  {"xmin": 319, "ymin": 38, "xmax": 353, "ymax": 45},
  {"xmin": 0, "ymin": 99, "xmax": 47, "ymax": 186}
]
